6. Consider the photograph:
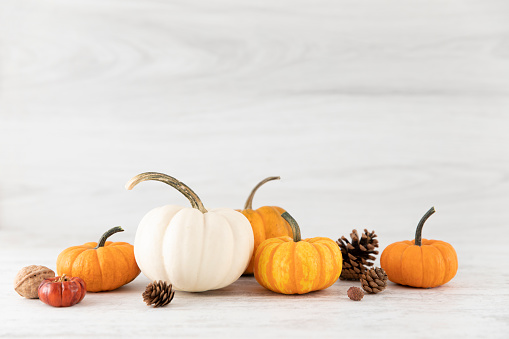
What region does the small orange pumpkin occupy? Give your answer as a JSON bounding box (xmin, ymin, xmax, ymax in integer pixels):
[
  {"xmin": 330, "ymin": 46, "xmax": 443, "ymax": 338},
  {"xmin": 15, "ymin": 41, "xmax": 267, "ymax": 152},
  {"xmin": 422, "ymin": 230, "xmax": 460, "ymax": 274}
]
[
  {"xmin": 56, "ymin": 227, "xmax": 140, "ymax": 292},
  {"xmin": 239, "ymin": 176, "xmax": 292, "ymax": 274},
  {"xmin": 381, "ymin": 207, "xmax": 458, "ymax": 288},
  {"xmin": 254, "ymin": 212, "xmax": 342, "ymax": 294}
]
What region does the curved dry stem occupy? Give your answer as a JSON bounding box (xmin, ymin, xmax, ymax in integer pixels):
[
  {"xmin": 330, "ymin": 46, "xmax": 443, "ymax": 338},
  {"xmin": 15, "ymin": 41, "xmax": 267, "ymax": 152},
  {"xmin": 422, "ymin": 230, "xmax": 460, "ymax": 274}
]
[
  {"xmin": 94, "ymin": 226, "xmax": 124, "ymax": 249},
  {"xmin": 281, "ymin": 211, "xmax": 301, "ymax": 242},
  {"xmin": 244, "ymin": 176, "xmax": 281, "ymax": 210},
  {"xmin": 126, "ymin": 172, "xmax": 207, "ymax": 213},
  {"xmin": 415, "ymin": 206, "xmax": 436, "ymax": 246}
]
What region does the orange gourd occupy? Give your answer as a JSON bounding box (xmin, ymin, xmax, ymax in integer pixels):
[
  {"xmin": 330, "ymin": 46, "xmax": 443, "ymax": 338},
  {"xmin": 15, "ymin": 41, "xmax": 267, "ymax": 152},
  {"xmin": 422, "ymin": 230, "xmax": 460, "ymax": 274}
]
[
  {"xmin": 253, "ymin": 212, "xmax": 342, "ymax": 294},
  {"xmin": 56, "ymin": 227, "xmax": 140, "ymax": 292},
  {"xmin": 380, "ymin": 207, "xmax": 458, "ymax": 288},
  {"xmin": 38, "ymin": 274, "xmax": 86, "ymax": 307},
  {"xmin": 239, "ymin": 176, "xmax": 292, "ymax": 274}
]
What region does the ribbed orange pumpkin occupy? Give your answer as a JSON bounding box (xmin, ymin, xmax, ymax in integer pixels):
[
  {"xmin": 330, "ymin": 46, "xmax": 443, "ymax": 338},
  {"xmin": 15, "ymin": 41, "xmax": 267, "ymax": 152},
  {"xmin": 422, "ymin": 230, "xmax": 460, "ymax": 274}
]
[
  {"xmin": 239, "ymin": 176, "xmax": 292, "ymax": 274},
  {"xmin": 254, "ymin": 212, "xmax": 342, "ymax": 294},
  {"xmin": 381, "ymin": 207, "xmax": 458, "ymax": 288},
  {"xmin": 56, "ymin": 227, "xmax": 140, "ymax": 292}
]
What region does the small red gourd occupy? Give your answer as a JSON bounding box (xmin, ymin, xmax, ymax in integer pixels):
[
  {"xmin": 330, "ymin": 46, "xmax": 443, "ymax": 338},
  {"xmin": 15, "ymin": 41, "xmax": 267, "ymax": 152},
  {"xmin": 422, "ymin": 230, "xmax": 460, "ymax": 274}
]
[
  {"xmin": 380, "ymin": 207, "xmax": 458, "ymax": 288},
  {"xmin": 38, "ymin": 274, "xmax": 86, "ymax": 307}
]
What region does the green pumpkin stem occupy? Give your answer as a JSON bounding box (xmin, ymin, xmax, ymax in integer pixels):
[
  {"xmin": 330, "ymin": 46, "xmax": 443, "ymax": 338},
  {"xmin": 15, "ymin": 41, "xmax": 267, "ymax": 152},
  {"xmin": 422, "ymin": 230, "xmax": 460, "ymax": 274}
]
[
  {"xmin": 415, "ymin": 207, "xmax": 436, "ymax": 246},
  {"xmin": 244, "ymin": 176, "xmax": 280, "ymax": 210},
  {"xmin": 281, "ymin": 211, "xmax": 301, "ymax": 242},
  {"xmin": 95, "ymin": 226, "xmax": 124, "ymax": 249},
  {"xmin": 125, "ymin": 172, "xmax": 207, "ymax": 213}
]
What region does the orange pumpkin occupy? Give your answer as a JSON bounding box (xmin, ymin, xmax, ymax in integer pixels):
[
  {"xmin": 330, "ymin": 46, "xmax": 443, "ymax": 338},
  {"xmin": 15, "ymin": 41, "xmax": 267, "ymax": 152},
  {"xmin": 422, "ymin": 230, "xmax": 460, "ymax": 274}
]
[
  {"xmin": 239, "ymin": 176, "xmax": 292, "ymax": 274},
  {"xmin": 254, "ymin": 212, "xmax": 342, "ymax": 294},
  {"xmin": 56, "ymin": 227, "xmax": 140, "ymax": 292},
  {"xmin": 381, "ymin": 207, "xmax": 458, "ymax": 288}
]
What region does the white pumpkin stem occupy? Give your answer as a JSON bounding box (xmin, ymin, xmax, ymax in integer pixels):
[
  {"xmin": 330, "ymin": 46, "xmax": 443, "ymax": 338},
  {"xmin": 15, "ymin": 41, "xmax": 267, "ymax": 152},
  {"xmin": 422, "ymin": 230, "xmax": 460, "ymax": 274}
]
[
  {"xmin": 125, "ymin": 172, "xmax": 208, "ymax": 213},
  {"xmin": 244, "ymin": 176, "xmax": 280, "ymax": 210}
]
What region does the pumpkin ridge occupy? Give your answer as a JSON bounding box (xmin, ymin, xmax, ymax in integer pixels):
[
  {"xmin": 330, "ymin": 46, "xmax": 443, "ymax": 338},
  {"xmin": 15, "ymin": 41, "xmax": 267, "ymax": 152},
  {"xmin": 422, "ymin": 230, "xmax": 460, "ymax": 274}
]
[
  {"xmin": 266, "ymin": 242, "xmax": 283, "ymax": 293},
  {"xmin": 429, "ymin": 245, "xmax": 446, "ymax": 287},
  {"xmin": 59, "ymin": 280, "xmax": 63, "ymax": 307},
  {"xmin": 384, "ymin": 242, "xmax": 408, "ymax": 285},
  {"xmin": 312, "ymin": 241, "xmax": 324, "ymax": 291},
  {"xmin": 122, "ymin": 244, "xmax": 140, "ymax": 284},
  {"xmin": 212, "ymin": 212, "xmax": 236, "ymax": 290},
  {"xmin": 253, "ymin": 209, "xmax": 269, "ymax": 241},
  {"xmin": 291, "ymin": 242, "xmax": 300, "ymax": 294},
  {"xmin": 312, "ymin": 243, "xmax": 324, "ymax": 292},
  {"xmin": 108, "ymin": 245, "xmax": 131, "ymax": 286},
  {"xmin": 195, "ymin": 211, "xmax": 207, "ymax": 290},
  {"xmin": 116, "ymin": 245, "xmax": 134, "ymax": 285},
  {"xmin": 420, "ymin": 245, "xmax": 425, "ymax": 287},
  {"xmin": 272, "ymin": 206, "xmax": 291, "ymax": 237},
  {"xmin": 399, "ymin": 245, "xmax": 413, "ymax": 286},
  {"xmin": 96, "ymin": 248, "xmax": 107, "ymax": 291},
  {"xmin": 288, "ymin": 242, "xmax": 297, "ymax": 294},
  {"xmin": 257, "ymin": 207, "xmax": 275, "ymax": 239},
  {"xmin": 253, "ymin": 241, "xmax": 268, "ymax": 289},
  {"xmin": 272, "ymin": 242, "xmax": 294, "ymax": 294},
  {"xmin": 432, "ymin": 242, "xmax": 457, "ymax": 285},
  {"xmin": 433, "ymin": 244, "xmax": 446, "ymax": 286},
  {"xmin": 72, "ymin": 249, "xmax": 100, "ymax": 292},
  {"xmin": 330, "ymin": 240, "xmax": 342, "ymax": 284},
  {"xmin": 158, "ymin": 207, "xmax": 185, "ymax": 284},
  {"xmin": 299, "ymin": 242, "xmax": 320, "ymax": 294},
  {"xmin": 57, "ymin": 247, "xmax": 83, "ymax": 275},
  {"xmin": 319, "ymin": 239, "xmax": 341, "ymax": 289}
]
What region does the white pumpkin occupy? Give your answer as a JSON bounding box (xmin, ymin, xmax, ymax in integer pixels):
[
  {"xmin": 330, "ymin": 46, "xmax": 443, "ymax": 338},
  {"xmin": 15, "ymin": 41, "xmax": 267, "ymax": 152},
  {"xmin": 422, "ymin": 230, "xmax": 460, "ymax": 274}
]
[{"xmin": 126, "ymin": 172, "xmax": 254, "ymax": 292}]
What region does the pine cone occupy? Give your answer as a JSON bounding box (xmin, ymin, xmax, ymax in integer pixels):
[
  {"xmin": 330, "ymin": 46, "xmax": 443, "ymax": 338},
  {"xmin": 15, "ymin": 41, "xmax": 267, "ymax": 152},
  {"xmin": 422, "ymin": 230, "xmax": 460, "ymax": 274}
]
[
  {"xmin": 142, "ymin": 280, "xmax": 175, "ymax": 307},
  {"xmin": 360, "ymin": 267, "xmax": 388, "ymax": 294},
  {"xmin": 337, "ymin": 229, "xmax": 379, "ymax": 280}
]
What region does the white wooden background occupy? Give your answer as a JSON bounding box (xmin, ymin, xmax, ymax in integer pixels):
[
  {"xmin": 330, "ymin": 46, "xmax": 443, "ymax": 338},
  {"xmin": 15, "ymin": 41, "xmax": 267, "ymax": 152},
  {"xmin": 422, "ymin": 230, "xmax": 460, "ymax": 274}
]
[{"xmin": 1, "ymin": 0, "xmax": 508, "ymax": 337}]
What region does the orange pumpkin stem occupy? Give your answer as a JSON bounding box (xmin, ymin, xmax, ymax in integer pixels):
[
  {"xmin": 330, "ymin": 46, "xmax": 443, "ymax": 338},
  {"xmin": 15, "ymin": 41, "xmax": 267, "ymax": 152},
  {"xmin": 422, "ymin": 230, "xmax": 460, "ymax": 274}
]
[
  {"xmin": 95, "ymin": 226, "xmax": 124, "ymax": 249},
  {"xmin": 244, "ymin": 176, "xmax": 281, "ymax": 210},
  {"xmin": 281, "ymin": 212, "xmax": 301, "ymax": 242},
  {"xmin": 415, "ymin": 207, "xmax": 436, "ymax": 246},
  {"xmin": 125, "ymin": 172, "xmax": 208, "ymax": 213}
]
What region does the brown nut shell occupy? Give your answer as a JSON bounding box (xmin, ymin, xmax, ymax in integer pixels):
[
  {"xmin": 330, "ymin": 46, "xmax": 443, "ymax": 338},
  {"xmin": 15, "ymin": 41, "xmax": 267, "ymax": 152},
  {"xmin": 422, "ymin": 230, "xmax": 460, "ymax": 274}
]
[
  {"xmin": 347, "ymin": 286, "xmax": 364, "ymax": 301},
  {"xmin": 14, "ymin": 265, "xmax": 55, "ymax": 299}
]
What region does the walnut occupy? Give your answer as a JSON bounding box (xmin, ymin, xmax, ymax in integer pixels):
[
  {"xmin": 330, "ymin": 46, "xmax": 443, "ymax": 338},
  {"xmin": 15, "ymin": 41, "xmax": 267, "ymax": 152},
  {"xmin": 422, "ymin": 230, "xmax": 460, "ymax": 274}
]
[
  {"xmin": 14, "ymin": 265, "xmax": 55, "ymax": 299},
  {"xmin": 347, "ymin": 286, "xmax": 364, "ymax": 301}
]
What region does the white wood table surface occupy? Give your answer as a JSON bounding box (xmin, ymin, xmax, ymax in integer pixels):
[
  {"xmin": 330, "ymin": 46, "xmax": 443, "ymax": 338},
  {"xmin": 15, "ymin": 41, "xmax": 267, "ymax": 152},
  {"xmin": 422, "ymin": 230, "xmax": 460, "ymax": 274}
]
[{"xmin": 1, "ymin": 0, "xmax": 508, "ymax": 337}]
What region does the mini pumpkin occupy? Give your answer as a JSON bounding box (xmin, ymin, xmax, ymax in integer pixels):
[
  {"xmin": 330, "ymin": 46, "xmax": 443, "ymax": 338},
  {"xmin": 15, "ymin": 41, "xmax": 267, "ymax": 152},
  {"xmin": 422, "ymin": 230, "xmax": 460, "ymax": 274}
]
[
  {"xmin": 38, "ymin": 274, "xmax": 86, "ymax": 307},
  {"xmin": 56, "ymin": 227, "xmax": 140, "ymax": 292},
  {"xmin": 239, "ymin": 176, "xmax": 292, "ymax": 274},
  {"xmin": 126, "ymin": 172, "xmax": 254, "ymax": 292},
  {"xmin": 254, "ymin": 211, "xmax": 342, "ymax": 294},
  {"xmin": 380, "ymin": 207, "xmax": 458, "ymax": 288}
]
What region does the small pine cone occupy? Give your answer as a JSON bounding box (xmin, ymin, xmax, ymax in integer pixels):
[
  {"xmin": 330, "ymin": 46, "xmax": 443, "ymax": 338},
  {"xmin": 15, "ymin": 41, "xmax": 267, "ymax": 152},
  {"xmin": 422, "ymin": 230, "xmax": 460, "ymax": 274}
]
[
  {"xmin": 360, "ymin": 267, "xmax": 388, "ymax": 294},
  {"xmin": 347, "ymin": 286, "xmax": 364, "ymax": 301},
  {"xmin": 142, "ymin": 280, "xmax": 175, "ymax": 307},
  {"xmin": 337, "ymin": 229, "xmax": 379, "ymax": 281}
]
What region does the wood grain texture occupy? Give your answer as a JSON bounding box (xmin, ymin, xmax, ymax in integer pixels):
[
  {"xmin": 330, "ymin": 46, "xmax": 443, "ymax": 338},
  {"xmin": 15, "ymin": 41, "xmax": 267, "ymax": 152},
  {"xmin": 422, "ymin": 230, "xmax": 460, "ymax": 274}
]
[{"xmin": 0, "ymin": 0, "xmax": 508, "ymax": 337}]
